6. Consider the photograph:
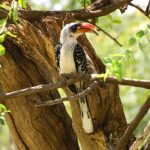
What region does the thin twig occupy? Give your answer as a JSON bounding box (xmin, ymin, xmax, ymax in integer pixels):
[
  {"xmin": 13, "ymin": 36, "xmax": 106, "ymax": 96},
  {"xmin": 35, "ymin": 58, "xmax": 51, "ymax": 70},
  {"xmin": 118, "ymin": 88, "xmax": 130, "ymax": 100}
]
[
  {"xmin": 130, "ymin": 120, "xmax": 150, "ymax": 150},
  {"xmin": 86, "ymin": 20, "xmax": 122, "ymax": 47},
  {"xmin": 145, "ymin": 0, "xmax": 150, "ymax": 16},
  {"xmin": 115, "ymin": 96, "xmax": 150, "ymax": 150},
  {"xmin": 0, "ymin": 73, "xmax": 150, "ymax": 101},
  {"xmin": 95, "ymin": 24, "xmax": 122, "ymax": 47},
  {"xmin": 129, "ymin": 3, "xmax": 145, "ymax": 14},
  {"xmin": 129, "ymin": 3, "xmax": 150, "ymax": 19},
  {"xmin": 35, "ymin": 81, "xmax": 98, "ymax": 107}
]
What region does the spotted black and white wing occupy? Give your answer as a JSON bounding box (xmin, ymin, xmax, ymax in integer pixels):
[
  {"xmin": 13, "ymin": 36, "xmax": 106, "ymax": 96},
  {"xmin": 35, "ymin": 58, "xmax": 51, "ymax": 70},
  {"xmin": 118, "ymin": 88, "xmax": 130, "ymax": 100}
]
[
  {"xmin": 55, "ymin": 43, "xmax": 62, "ymax": 68},
  {"xmin": 73, "ymin": 44, "xmax": 93, "ymax": 133},
  {"xmin": 74, "ymin": 44, "xmax": 87, "ymax": 73}
]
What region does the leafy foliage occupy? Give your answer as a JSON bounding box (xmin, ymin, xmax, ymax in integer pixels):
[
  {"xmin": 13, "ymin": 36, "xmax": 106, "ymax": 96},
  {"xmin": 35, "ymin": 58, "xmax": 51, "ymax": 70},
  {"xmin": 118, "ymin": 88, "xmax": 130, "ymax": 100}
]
[
  {"xmin": 103, "ymin": 56, "xmax": 122, "ymax": 80},
  {"xmin": 11, "ymin": 0, "xmax": 19, "ymax": 24},
  {"xmin": 136, "ymin": 30, "xmax": 145, "ymax": 38},
  {"xmin": 0, "ymin": 1, "xmax": 18, "ymax": 56},
  {"xmin": 128, "ymin": 37, "xmax": 137, "ymax": 46},
  {"xmin": 113, "ymin": 18, "xmax": 122, "ymax": 24},
  {"xmin": 0, "ymin": 104, "xmax": 10, "ymax": 125},
  {"xmin": 0, "ymin": 0, "xmax": 18, "ymax": 126},
  {"xmin": 18, "ymin": 0, "xmax": 27, "ymax": 8},
  {"xmin": 0, "ymin": 19, "xmax": 7, "ymax": 34},
  {"xmin": 0, "ymin": 44, "xmax": 5, "ymax": 56},
  {"xmin": 80, "ymin": 0, "xmax": 91, "ymax": 7}
]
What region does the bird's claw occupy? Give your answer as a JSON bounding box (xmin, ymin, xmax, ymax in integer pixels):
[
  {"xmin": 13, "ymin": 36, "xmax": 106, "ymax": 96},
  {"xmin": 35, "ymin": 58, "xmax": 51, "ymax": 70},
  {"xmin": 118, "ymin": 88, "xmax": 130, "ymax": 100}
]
[
  {"xmin": 60, "ymin": 74, "xmax": 68, "ymax": 87},
  {"xmin": 60, "ymin": 73, "xmax": 67, "ymax": 77}
]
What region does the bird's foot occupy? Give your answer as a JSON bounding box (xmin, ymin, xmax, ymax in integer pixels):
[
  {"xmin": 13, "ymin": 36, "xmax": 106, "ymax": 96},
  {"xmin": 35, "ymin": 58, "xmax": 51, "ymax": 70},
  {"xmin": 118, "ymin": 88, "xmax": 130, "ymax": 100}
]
[
  {"xmin": 60, "ymin": 74, "xmax": 68, "ymax": 86},
  {"xmin": 61, "ymin": 72, "xmax": 75, "ymax": 78},
  {"xmin": 60, "ymin": 73, "xmax": 68, "ymax": 78}
]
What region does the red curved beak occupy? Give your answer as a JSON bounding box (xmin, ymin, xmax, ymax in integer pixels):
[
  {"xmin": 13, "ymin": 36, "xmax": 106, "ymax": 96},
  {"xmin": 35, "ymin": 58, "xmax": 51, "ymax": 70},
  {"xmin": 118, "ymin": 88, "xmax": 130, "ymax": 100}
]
[{"xmin": 77, "ymin": 22, "xmax": 99, "ymax": 35}]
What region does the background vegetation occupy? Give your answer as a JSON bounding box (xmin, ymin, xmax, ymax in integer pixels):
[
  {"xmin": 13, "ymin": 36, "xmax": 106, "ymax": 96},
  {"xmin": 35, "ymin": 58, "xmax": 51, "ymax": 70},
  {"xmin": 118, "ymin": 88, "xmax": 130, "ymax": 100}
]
[{"xmin": 0, "ymin": 0, "xmax": 150, "ymax": 149}]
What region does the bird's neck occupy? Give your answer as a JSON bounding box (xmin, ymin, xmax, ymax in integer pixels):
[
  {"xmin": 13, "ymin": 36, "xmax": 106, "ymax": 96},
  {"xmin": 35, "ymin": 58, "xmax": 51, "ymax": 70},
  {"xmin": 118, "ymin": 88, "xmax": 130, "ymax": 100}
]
[{"xmin": 60, "ymin": 33, "xmax": 77, "ymax": 46}]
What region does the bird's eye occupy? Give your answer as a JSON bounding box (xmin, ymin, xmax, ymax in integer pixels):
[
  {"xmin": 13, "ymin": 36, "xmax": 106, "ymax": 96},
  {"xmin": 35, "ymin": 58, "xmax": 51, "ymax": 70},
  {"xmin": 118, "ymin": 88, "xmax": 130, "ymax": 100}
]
[{"xmin": 70, "ymin": 24, "xmax": 80, "ymax": 33}]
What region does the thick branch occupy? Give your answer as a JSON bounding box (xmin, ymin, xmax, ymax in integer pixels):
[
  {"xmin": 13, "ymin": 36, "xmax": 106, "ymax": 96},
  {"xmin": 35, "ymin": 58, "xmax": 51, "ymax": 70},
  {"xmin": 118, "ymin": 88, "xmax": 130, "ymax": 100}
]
[
  {"xmin": 0, "ymin": 76, "xmax": 83, "ymax": 100},
  {"xmin": 35, "ymin": 81, "xmax": 98, "ymax": 107},
  {"xmin": 115, "ymin": 96, "xmax": 150, "ymax": 150},
  {"xmin": 106, "ymin": 76, "xmax": 150, "ymax": 89},
  {"xmin": 130, "ymin": 120, "xmax": 150, "ymax": 150},
  {"xmin": 0, "ymin": 73, "xmax": 150, "ymax": 101},
  {"xmin": 0, "ymin": 0, "xmax": 132, "ymax": 21}
]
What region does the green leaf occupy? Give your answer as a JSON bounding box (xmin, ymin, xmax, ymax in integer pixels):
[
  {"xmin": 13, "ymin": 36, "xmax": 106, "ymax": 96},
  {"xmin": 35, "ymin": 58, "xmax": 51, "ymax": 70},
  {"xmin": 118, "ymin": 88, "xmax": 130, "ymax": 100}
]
[
  {"xmin": 113, "ymin": 19, "xmax": 122, "ymax": 24},
  {"xmin": 146, "ymin": 32, "xmax": 150, "ymax": 43},
  {"xmin": 111, "ymin": 60, "xmax": 122, "ymax": 80},
  {"xmin": 8, "ymin": 9, "xmax": 12, "ymax": 18},
  {"xmin": 125, "ymin": 49, "xmax": 134, "ymax": 62},
  {"xmin": 0, "ymin": 19, "xmax": 7, "ymax": 34},
  {"xmin": 136, "ymin": 30, "xmax": 145, "ymax": 38},
  {"xmin": 147, "ymin": 24, "xmax": 150, "ymax": 30},
  {"xmin": 108, "ymin": 54, "xmax": 124, "ymax": 63},
  {"xmin": 18, "ymin": 0, "xmax": 27, "ymax": 8},
  {"xmin": 6, "ymin": 31, "xmax": 16, "ymax": 38},
  {"xmin": 138, "ymin": 41, "xmax": 146, "ymax": 52},
  {"xmin": 12, "ymin": 0, "xmax": 19, "ymax": 24},
  {"xmin": 107, "ymin": 15, "xmax": 112, "ymax": 20},
  {"xmin": 80, "ymin": 0, "xmax": 91, "ymax": 7},
  {"xmin": 128, "ymin": 37, "xmax": 137, "ymax": 46},
  {"xmin": 103, "ymin": 57, "xmax": 112, "ymax": 66},
  {"xmin": 0, "ymin": 44, "xmax": 5, "ymax": 56},
  {"xmin": 0, "ymin": 104, "xmax": 7, "ymax": 113},
  {"xmin": 0, "ymin": 117, "xmax": 5, "ymax": 125},
  {"xmin": 0, "ymin": 34, "xmax": 6, "ymax": 43}
]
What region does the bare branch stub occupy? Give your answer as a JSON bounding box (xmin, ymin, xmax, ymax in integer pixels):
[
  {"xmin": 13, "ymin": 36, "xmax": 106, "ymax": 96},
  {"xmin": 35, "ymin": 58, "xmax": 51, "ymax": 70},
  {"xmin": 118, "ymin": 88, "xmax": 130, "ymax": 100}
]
[{"xmin": 115, "ymin": 96, "xmax": 150, "ymax": 150}]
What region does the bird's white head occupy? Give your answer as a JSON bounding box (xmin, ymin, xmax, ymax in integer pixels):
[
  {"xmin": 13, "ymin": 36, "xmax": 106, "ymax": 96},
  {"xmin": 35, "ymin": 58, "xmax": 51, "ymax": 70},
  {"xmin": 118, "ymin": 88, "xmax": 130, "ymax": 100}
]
[{"xmin": 60, "ymin": 22, "xmax": 98, "ymax": 44}]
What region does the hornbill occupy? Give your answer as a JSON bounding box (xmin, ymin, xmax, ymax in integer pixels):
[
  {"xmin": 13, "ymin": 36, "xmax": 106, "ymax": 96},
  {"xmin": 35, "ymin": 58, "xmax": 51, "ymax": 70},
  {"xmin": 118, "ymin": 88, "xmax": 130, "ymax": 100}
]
[{"xmin": 55, "ymin": 22, "xmax": 98, "ymax": 134}]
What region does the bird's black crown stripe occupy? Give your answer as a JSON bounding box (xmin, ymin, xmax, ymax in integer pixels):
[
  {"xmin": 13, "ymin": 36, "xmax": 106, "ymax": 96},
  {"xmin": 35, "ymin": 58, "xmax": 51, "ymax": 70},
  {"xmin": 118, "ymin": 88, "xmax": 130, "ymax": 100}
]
[{"xmin": 70, "ymin": 23, "xmax": 80, "ymax": 33}]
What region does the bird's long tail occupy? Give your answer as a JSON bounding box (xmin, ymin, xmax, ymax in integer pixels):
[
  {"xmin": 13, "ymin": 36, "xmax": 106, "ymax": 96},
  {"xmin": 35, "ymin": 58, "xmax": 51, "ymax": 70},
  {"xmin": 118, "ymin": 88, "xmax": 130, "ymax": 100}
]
[
  {"xmin": 79, "ymin": 96, "xmax": 94, "ymax": 134},
  {"xmin": 78, "ymin": 82, "xmax": 94, "ymax": 134},
  {"xmin": 69, "ymin": 82, "xmax": 94, "ymax": 134}
]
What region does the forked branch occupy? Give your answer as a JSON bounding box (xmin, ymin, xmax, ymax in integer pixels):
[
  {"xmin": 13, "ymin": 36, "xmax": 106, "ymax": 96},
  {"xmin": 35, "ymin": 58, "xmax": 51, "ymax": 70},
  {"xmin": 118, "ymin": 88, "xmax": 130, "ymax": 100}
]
[
  {"xmin": 0, "ymin": 73, "xmax": 150, "ymax": 101},
  {"xmin": 35, "ymin": 81, "xmax": 98, "ymax": 107}
]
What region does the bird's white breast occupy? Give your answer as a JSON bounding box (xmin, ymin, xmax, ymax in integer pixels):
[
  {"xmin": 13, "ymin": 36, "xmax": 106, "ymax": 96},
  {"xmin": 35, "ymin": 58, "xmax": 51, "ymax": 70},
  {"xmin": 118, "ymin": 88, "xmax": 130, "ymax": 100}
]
[{"xmin": 59, "ymin": 44, "xmax": 76, "ymax": 74}]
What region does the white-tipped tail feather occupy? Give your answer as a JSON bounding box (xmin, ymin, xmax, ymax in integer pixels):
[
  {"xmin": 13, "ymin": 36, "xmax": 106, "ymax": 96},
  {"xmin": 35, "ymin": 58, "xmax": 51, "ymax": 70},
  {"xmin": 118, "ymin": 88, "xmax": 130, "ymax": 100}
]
[{"xmin": 79, "ymin": 98, "xmax": 94, "ymax": 134}]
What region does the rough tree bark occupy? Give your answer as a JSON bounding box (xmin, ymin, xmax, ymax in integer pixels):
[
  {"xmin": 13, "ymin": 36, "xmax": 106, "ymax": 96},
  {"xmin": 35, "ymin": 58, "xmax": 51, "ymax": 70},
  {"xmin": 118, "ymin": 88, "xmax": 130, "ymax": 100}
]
[
  {"xmin": 0, "ymin": 19, "xmax": 79, "ymax": 150},
  {"xmin": 0, "ymin": 1, "xmax": 131, "ymax": 150}
]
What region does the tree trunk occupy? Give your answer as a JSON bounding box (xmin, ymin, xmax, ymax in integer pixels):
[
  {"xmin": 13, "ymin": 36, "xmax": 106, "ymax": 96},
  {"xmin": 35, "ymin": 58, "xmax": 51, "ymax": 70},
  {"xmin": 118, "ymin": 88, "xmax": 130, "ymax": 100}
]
[
  {"xmin": 0, "ymin": 18, "xmax": 79, "ymax": 150},
  {"xmin": 0, "ymin": 13, "xmax": 128, "ymax": 149}
]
